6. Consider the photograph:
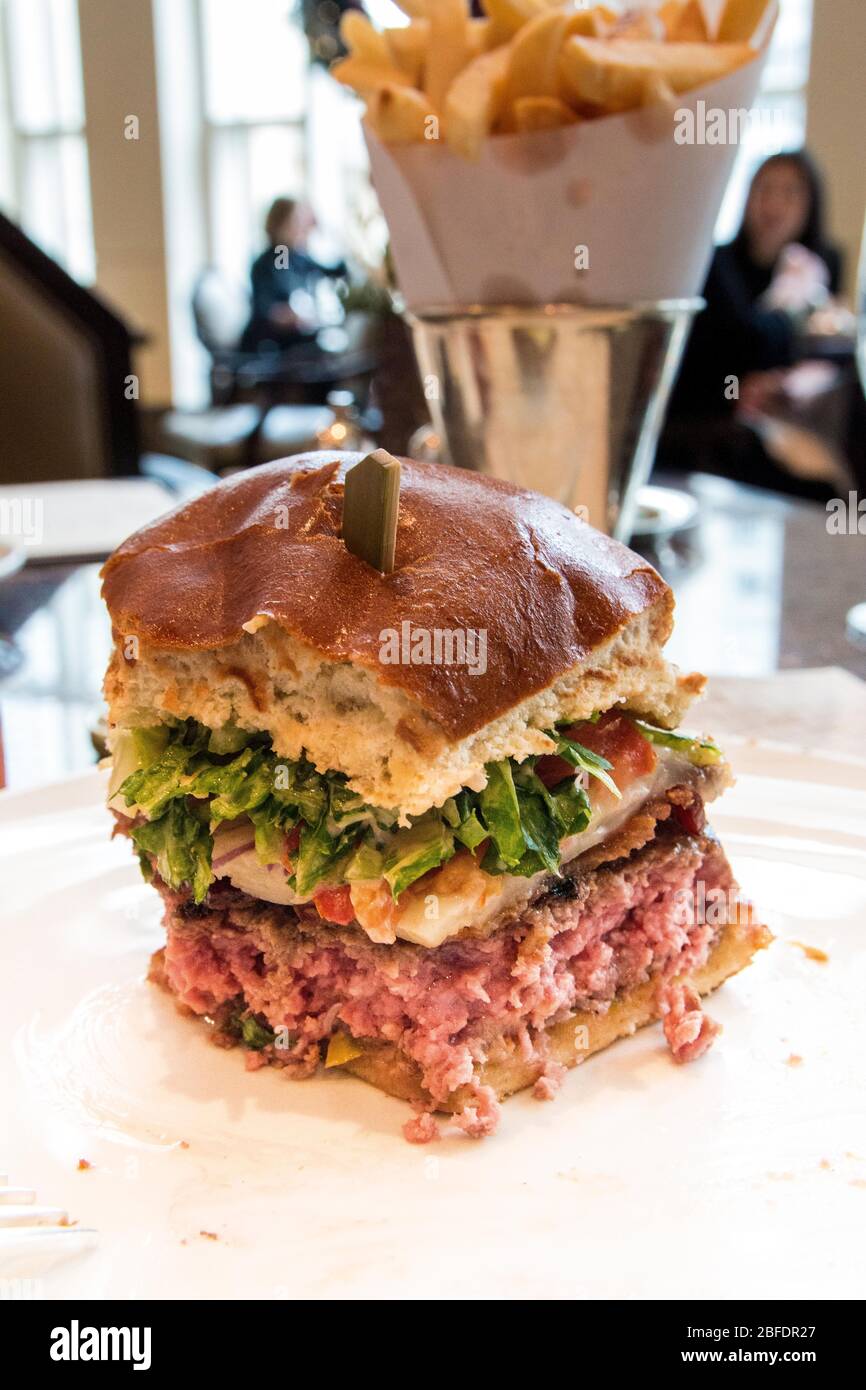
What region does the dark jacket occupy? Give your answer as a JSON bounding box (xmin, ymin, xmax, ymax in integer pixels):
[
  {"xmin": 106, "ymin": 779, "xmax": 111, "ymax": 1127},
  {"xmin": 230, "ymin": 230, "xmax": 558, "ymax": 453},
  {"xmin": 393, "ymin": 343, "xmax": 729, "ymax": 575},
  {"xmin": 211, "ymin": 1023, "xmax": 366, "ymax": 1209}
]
[
  {"xmin": 668, "ymin": 238, "xmax": 843, "ymax": 422},
  {"xmin": 241, "ymin": 246, "xmax": 347, "ymax": 353}
]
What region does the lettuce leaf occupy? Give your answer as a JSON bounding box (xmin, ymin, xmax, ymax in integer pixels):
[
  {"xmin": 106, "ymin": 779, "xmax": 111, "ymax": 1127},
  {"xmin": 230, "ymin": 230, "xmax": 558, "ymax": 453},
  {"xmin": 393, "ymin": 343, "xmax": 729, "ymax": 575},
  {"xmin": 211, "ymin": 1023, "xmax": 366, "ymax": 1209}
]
[
  {"xmin": 553, "ymin": 733, "xmax": 621, "ymax": 799},
  {"xmin": 344, "ymin": 838, "xmax": 385, "ymax": 883},
  {"xmin": 631, "ymin": 720, "xmax": 723, "ymax": 767},
  {"xmin": 118, "ymin": 716, "xmax": 633, "ymax": 904},
  {"xmin": 132, "ymin": 725, "xmax": 170, "ymax": 769},
  {"xmin": 249, "ymin": 810, "xmax": 286, "ymax": 867},
  {"xmin": 239, "ymin": 1014, "xmax": 276, "ymax": 1050},
  {"xmin": 207, "ymin": 722, "xmax": 251, "ymax": 755},
  {"xmin": 223, "ymin": 1005, "xmax": 277, "ymax": 1050},
  {"xmin": 514, "ymin": 785, "xmax": 561, "ymax": 874},
  {"xmin": 478, "ymin": 760, "xmax": 525, "ymax": 868},
  {"xmin": 295, "ymin": 818, "xmax": 360, "ymax": 898},
  {"xmin": 382, "ymin": 813, "xmax": 456, "ymax": 899},
  {"xmin": 131, "ymin": 799, "xmax": 213, "ymax": 904},
  {"xmin": 121, "ymin": 742, "xmax": 199, "ymax": 819}
]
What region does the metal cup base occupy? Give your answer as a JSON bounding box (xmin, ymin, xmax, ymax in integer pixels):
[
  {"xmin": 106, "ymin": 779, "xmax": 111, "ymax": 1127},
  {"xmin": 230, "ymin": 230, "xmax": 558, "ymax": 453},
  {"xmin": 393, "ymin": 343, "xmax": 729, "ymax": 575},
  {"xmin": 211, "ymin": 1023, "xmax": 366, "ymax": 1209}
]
[{"xmin": 407, "ymin": 301, "xmax": 702, "ymax": 541}]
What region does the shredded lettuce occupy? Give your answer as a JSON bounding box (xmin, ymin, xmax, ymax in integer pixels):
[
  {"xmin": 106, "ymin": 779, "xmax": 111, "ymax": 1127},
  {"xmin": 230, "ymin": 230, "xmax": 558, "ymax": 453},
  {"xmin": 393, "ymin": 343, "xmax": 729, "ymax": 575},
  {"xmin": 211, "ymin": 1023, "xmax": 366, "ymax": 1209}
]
[
  {"xmin": 382, "ymin": 813, "xmax": 456, "ymax": 899},
  {"xmin": 117, "ymin": 716, "xmax": 628, "ymax": 905},
  {"xmin": 130, "ymin": 798, "xmax": 213, "ymax": 904},
  {"xmin": 239, "ymin": 1015, "xmax": 276, "ymax": 1050},
  {"xmin": 478, "ymin": 761, "xmax": 525, "ymax": 868},
  {"xmin": 344, "ymin": 838, "xmax": 385, "ymax": 883},
  {"xmin": 223, "ymin": 1004, "xmax": 277, "ymax": 1050},
  {"xmin": 295, "ymin": 818, "xmax": 359, "ymax": 898},
  {"xmin": 132, "ymin": 725, "xmax": 170, "ymax": 768}
]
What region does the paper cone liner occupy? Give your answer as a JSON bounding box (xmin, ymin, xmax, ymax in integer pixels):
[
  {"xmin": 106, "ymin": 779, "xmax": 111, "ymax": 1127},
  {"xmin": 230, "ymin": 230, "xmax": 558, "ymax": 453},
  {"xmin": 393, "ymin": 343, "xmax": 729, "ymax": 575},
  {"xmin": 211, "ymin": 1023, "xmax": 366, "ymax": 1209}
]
[{"xmin": 367, "ymin": 17, "xmax": 775, "ymax": 310}]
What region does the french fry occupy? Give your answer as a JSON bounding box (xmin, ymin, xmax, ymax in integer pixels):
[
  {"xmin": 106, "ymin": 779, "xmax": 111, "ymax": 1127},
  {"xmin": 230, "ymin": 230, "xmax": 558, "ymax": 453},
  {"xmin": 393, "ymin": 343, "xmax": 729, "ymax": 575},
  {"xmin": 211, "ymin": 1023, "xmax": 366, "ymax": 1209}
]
[
  {"xmin": 367, "ymin": 85, "xmax": 437, "ymax": 144},
  {"xmin": 506, "ymin": 10, "xmax": 570, "ymax": 102},
  {"xmin": 481, "ymin": 0, "xmax": 559, "ymax": 42},
  {"xmin": 385, "ymin": 21, "xmax": 430, "ymax": 88},
  {"xmin": 661, "ymin": 0, "xmax": 710, "ymax": 42},
  {"xmin": 512, "ymin": 94, "xmax": 579, "ymax": 132},
  {"xmin": 469, "ymin": 16, "xmax": 494, "ymax": 56},
  {"xmin": 444, "ymin": 45, "xmax": 511, "ymax": 160},
  {"xmin": 608, "ymin": 9, "xmax": 666, "ymax": 41},
  {"xmin": 331, "ymin": 53, "xmax": 414, "ymax": 97},
  {"xmin": 426, "ymin": 0, "xmax": 473, "ymax": 113},
  {"xmin": 340, "ymin": 11, "xmax": 391, "ymax": 66},
  {"xmin": 717, "ymin": 0, "xmax": 772, "ymax": 43},
  {"xmin": 559, "ymin": 37, "xmax": 754, "ymax": 112},
  {"xmin": 333, "ymin": 0, "xmax": 766, "ymax": 153},
  {"xmin": 391, "ymin": 0, "xmax": 430, "ymax": 19},
  {"xmin": 564, "ymin": 8, "xmax": 612, "ymax": 40},
  {"xmin": 658, "ymin": 0, "xmax": 684, "ymax": 27},
  {"xmin": 592, "ymin": 3, "xmax": 620, "ymax": 27},
  {"xmin": 641, "ymin": 70, "xmax": 678, "ymax": 105}
]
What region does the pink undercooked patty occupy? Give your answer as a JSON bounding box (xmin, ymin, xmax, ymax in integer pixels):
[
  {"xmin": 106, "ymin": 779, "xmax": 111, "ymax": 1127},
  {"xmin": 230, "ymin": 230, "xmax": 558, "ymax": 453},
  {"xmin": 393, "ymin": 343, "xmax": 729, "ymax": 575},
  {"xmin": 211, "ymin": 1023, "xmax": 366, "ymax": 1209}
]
[{"xmin": 153, "ymin": 828, "xmax": 737, "ymax": 1136}]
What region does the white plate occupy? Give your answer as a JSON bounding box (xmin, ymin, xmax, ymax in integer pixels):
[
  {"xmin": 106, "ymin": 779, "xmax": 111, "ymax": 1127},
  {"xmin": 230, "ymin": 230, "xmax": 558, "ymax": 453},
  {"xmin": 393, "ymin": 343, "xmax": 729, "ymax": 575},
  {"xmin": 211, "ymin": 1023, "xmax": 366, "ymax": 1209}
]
[
  {"xmin": 2, "ymin": 744, "xmax": 865, "ymax": 1301},
  {"xmin": 632, "ymin": 484, "xmax": 700, "ymax": 540}
]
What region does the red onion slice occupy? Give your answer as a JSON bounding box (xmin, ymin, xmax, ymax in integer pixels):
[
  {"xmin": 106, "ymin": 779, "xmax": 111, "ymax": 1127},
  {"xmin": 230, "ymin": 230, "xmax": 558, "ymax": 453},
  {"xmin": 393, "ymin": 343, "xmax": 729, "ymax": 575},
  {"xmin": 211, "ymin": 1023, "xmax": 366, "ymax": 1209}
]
[{"xmin": 212, "ymin": 837, "xmax": 256, "ymax": 870}]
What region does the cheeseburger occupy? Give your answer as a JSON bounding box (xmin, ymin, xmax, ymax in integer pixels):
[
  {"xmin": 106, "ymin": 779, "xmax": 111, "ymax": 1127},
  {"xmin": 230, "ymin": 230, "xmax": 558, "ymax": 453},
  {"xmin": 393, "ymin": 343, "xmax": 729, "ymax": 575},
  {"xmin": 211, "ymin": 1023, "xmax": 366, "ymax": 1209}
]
[{"xmin": 102, "ymin": 452, "xmax": 769, "ymax": 1141}]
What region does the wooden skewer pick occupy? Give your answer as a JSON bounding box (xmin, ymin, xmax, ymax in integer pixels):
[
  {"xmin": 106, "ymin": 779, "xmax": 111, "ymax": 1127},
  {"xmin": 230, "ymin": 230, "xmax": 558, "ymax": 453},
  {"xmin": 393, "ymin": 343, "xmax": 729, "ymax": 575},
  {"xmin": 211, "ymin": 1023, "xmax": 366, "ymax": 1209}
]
[{"xmin": 342, "ymin": 450, "xmax": 402, "ymax": 574}]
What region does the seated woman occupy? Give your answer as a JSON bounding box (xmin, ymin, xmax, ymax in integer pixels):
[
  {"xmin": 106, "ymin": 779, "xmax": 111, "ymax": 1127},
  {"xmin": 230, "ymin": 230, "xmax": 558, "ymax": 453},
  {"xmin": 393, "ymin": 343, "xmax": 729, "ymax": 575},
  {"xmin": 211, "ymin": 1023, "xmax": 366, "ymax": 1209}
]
[
  {"xmin": 240, "ymin": 196, "xmax": 347, "ymax": 356},
  {"xmin": 659, "ymin": 151, "xmax": 846, "ymax": 502}
]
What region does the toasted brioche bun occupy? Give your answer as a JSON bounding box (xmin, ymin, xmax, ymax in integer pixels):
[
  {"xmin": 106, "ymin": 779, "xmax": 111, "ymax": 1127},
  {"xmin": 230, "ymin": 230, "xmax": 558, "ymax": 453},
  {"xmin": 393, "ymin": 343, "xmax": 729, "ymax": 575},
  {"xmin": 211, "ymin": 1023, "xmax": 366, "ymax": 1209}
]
[
  {"xmin": 102, "ymin": 453, "xmax": 704, "ymax": 817},
  {"xmin": 343, "ymin": 915, "xmax": 772, "ymax": 1110}
]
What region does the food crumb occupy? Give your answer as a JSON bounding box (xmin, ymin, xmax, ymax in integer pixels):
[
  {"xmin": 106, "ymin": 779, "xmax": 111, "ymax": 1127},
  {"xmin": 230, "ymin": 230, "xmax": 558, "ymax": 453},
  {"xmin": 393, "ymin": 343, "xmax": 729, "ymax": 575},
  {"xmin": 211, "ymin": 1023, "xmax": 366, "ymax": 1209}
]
[
  {"xmin": 786, "ymin": 1054, "xmax": 803, "ymax": 1066},
  {"xmin": 403, "ymin": 1112, "xmax": 441, "ymax": 1144},
  {"xmin": 200, "ymin": 1230, "xmax": 219, "ymax": 1241},
  {"xmin": 178, "ymin": 1141, "xmax": 190, "ymax": 1150},
  {"xmin": 77, "ymin": 1159, "xmax": 92, "ymax": 1171},
  {"xmin": 58, "ymin": 1216, "xmax": 79, "ymax": 1227},
  {"xmin": 819, "ymin": 1159, "xmax": 832, "ymax": 1170},
  {"xmin": 533, "ymin": 1061, "xmax": 567, "ymax": 1101},
  {"xmin": 789, "ymin": 940, "xmax": 829, "ymax": 963}
]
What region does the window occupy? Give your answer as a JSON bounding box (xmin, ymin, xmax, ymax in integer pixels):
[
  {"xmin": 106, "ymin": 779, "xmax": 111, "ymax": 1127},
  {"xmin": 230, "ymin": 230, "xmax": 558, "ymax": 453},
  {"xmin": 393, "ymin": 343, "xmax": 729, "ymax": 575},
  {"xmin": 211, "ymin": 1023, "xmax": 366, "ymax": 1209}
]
[
  {"xmin": 197, "ymin": 0, "xmax": 311, "ymax": 282},
  {"xmin": 195, "ymin": 0, "xmax": 392, "ymax": 286},
  {"xmin": 0, "ymin": 0, "xmax": 94, "ymax": 282},
  {"xmin": 715, "ymin": 0, "xmax": 815, "ymax": 242}
]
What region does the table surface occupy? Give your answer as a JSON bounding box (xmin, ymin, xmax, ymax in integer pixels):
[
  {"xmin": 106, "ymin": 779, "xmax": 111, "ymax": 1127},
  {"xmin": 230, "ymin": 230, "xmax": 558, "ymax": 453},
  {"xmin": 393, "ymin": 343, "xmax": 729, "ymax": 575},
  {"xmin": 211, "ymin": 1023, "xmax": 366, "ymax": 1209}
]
[{"xmin": 0, "ymin": 471, "xmax": 864, "ymax": 791}]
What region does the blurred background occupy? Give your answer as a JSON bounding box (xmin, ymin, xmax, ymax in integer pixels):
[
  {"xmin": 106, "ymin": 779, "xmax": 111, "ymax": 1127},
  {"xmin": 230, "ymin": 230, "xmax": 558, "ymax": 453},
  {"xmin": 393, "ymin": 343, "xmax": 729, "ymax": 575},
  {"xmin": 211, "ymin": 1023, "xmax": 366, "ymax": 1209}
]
[{"xmin": 0, "ymin": 0, "xmax": 864, "ymax": 788}]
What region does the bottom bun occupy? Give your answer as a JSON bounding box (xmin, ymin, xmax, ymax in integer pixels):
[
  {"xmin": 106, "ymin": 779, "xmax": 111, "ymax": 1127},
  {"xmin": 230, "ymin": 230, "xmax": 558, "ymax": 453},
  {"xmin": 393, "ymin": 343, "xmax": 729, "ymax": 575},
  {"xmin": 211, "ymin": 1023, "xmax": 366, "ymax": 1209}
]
[{"xmin": 342, "ymin": 917, "xmax": 771, "ymax": 1111}]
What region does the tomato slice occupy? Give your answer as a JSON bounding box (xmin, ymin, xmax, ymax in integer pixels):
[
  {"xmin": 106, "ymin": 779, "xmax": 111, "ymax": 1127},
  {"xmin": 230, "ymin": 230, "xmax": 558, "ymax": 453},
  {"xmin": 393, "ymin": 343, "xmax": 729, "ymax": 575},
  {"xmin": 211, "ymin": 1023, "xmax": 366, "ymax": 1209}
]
[
  {"xmin": 535, "ymin": 754, "xmax": 577, "ymax": 789},
  {"xmin": 562, "ymin": 712, "xmax": 658, "ymax": 797},
  {"xmin": 314, "ymin": 884, "xmax": 356, "ymax": 925}
]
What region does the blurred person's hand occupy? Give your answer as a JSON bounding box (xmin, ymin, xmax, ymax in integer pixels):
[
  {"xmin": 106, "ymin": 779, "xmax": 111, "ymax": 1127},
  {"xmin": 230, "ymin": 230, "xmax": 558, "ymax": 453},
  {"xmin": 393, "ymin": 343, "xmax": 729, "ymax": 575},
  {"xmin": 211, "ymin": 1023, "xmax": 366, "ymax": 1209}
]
[
  {"xmin": 761, "ymin": 244, "xmax": 830, "ymax": 315},
  {"xmin": 806, "ymin": 301, "xmax": 857, "ymax": 339},
  {"xmin": 738, "ymin": 359, "xmax": 840, "ymax": 425},
  {"xmin": 779, "ymin": 359, "xmax": 840, "ymax": 406},
  {"xmin": 268, "ymin": 301, "xmax": 316, "ymax": 333},
  {"xmin": 269, "ymin": 302, "xmax": 302, "ymax": 329},
  {"xmin": 736, "ymin": 369, "xmax": 787, "ymax": 418}
]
